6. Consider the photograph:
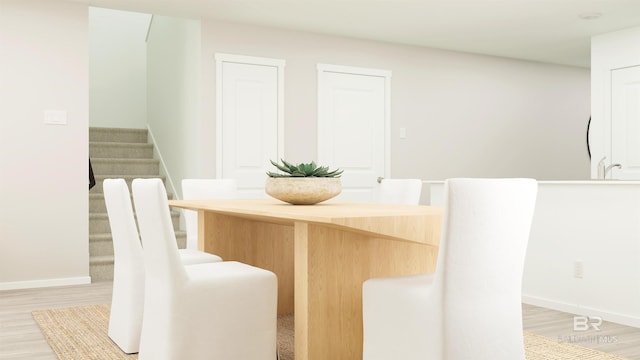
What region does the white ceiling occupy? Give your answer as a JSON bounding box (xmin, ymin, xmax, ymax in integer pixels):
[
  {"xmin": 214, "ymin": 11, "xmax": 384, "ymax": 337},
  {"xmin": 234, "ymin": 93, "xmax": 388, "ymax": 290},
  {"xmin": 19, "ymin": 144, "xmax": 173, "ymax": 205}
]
[{"xmin": 77, "ymin": 0, "xmax": 640, "ymax": 68}]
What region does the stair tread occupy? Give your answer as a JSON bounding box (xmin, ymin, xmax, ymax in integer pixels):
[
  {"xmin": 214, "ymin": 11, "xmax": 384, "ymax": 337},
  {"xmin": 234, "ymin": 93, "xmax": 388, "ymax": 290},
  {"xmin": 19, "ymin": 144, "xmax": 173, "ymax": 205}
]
[
  {"xmin": 91, "ymin": 255, "xmax": 114, "ymax": 263},
  {"xmin": 94, "ymin": 174, "xmax": 164, "ymax": 179},
  {"xmin": 89, "ymin": 210, "xmax": 181, "ymax": 217},
  {"xmin": 89, "ymin": 232, "xmax": 186, "ymax": 243},
  {"xmin": 89, "ymin": 233, "xmax": 113, "ymax": 240},
  {"xmin": 89, "ymin": 230, "xmax": 186, "ymax": 237},
  {"xmin": 91, "ymin": 158, "xmax": 159, "ymax": 163},
  {"xmin": 90, "ymin": 141, "xmax": 152, "ymax": 146},
  {"xmin": 90, "ymin": 126, "xmax": 147, "ymax": 132},
  {"xmin": 89, "ymin": 192, "xmax": 177, "ymax": 199},
  {"xmin": 90, "ymin": 177, "xmax": 165, "ymax": 185}
]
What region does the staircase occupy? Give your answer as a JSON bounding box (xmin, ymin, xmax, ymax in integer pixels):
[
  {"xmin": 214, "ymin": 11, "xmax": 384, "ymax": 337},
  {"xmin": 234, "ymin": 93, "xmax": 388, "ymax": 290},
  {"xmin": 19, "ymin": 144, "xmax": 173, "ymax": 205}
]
[{"xmin": 89, "ymin": 127, "xmax": 186, "ymax": 282}]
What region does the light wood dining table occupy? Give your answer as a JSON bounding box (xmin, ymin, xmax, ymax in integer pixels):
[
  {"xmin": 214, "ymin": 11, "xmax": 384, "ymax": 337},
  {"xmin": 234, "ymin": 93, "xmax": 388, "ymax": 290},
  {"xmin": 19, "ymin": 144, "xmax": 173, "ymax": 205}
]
[{"xmin": 168, "ymin": 198, "xmax": 443, "ymax": 360}]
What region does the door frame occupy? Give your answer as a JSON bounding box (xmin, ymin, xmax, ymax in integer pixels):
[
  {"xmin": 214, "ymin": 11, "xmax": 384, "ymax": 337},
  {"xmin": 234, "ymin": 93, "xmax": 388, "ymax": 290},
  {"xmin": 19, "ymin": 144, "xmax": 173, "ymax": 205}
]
[
  {"xmin": 215, "ymin": 53, "xmax": 285, "ymax": 178},
  {"xmin": 610, "ymin": 65, "xmax": 640, "ymax": 179},
  {"xmin": 316, "ymin": 63, "xmax": 392, "ymax": 181}
]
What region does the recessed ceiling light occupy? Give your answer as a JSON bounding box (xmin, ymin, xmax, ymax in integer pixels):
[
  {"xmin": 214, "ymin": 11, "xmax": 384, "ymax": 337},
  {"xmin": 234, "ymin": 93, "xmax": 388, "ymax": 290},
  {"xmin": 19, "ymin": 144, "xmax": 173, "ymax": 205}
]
[{"xmin": 579, "ymin": 12, "xmax": 603, "ymax": 20}]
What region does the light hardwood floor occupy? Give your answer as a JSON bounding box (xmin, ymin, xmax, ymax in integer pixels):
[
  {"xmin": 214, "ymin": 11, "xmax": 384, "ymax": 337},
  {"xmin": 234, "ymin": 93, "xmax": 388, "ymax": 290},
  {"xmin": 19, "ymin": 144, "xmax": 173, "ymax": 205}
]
[
  {"xmin": 1, "ymin": 281, "xmax": 639, "ymax": 359},
  {"xmin": 0, "ymin": 282, "xmax": 112, "ymax": 360},
  {"xmin": 522, "ymin": 303, "xmax": 640, "ymax": 359}
]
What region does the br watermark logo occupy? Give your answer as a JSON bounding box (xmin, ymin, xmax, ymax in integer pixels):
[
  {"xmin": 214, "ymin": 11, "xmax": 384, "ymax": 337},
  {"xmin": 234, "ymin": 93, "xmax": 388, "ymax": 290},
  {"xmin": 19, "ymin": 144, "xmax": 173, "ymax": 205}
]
[
  {"xmin": 573, "ymin": 315, "xmax": 602, "ymax": 331},
  {"xmin": 556, "ymin": 315, "xmax": 618, "ymax": 344}
]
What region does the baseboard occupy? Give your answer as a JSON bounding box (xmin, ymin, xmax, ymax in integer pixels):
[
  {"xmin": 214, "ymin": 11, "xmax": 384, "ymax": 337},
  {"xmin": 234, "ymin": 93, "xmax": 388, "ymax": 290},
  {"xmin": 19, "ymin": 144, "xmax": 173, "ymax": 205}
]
[
  {"xmin": 0, "ymin": 276, "xmax": 91, "ymax": 291},
  {"xmin": 522, "ymin": 294, "xmax": 640, "ymax": 328}
]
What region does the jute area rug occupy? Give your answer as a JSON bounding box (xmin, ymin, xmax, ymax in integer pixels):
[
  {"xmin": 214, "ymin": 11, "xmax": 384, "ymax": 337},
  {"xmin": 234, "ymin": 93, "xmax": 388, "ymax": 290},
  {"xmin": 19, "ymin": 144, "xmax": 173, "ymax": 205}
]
[{"xmin": 32, "ymin": 304, "xmax": 628, "ymax": 360}]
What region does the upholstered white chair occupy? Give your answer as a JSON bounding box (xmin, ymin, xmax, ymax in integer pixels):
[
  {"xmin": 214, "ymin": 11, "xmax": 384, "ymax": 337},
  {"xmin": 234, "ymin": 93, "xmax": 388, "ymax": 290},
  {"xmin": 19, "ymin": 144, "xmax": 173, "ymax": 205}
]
[
  {"xmin": 362, "ymin": 178, "xmax": 538, "ymax": 360},
  {"xmin": 103, "ymin": 178, "xmax": 223, "ymax": 354},
  {"xmin": 181, "ymin": 178, "xmax": 237, "ymax": 250},
  {"xmin": 132, "ymin": 178, "xmax": 278, "ymax": 360},
  {"xmin": 376, "ymin": 178, "xmax": 423, "ymax": 205}
]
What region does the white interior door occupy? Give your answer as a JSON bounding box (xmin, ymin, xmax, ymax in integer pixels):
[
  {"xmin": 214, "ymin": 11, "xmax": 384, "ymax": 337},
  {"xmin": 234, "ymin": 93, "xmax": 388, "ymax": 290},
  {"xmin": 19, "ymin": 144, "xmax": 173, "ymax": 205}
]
[
  {"xmin": 317, "ymin": 64, "xmax": 391, "ymax": 202},
  {"xmin": 611, "ymin": 65, "xmax": 640, "ymax": 179},
  {"xmin": 216, "ymin": 54, "xmax": 285, "ymax": 197}
]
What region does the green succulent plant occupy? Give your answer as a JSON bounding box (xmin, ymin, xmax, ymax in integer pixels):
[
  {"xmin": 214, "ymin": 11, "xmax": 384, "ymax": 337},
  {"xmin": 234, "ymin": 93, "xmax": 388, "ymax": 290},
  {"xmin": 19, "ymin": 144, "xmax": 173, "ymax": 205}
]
[{"xmin": 267, "ymin": 159, "xmax": 343, "ymax": 178}]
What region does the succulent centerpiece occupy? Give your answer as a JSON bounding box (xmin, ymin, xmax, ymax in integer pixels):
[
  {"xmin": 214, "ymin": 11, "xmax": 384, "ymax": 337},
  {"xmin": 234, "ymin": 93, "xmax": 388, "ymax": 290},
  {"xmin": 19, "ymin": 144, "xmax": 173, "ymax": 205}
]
[{"xmin": 265, "ymin": 159, "xmax": 343, "ymax": 205}]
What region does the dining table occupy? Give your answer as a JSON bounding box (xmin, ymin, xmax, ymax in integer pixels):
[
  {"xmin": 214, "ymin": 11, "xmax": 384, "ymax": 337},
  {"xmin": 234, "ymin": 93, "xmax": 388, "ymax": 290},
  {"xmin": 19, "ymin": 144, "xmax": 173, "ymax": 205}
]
[{"xmin": 168, "ymin": 198, "xmax": 443, "ymax": 360}]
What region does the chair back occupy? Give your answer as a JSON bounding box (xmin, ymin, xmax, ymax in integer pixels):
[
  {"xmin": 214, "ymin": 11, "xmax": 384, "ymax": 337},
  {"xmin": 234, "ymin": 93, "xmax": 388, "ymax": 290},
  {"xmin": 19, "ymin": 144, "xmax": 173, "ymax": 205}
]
[
  {"xmin": 103, "ymin": 179, "xmax": 144, "ymax": 272},
  {"xmin": 182, "ymin": 179, "xmax": 237, "ymax": 249},
  {"xmin": 438, "ymin": 178, "xmax": 537, "ymax": 359},
  {"xmin": 377, "ymin": 178, "xmax": 422, "ymax": 205},
  {"xmin": 103, "ymin": 178, "xmax": 145, "ymax": 353},
  {"xmin": 132, "ymin": 178, "xmax": 187, "ymax": 284}
]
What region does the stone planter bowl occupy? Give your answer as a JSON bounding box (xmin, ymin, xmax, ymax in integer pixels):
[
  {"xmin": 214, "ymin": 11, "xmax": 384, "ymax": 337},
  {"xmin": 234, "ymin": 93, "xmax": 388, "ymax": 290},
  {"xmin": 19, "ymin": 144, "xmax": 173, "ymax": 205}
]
[{"xmin": 265, "ymin": 177, "xmax": 342, "ymax": 205}]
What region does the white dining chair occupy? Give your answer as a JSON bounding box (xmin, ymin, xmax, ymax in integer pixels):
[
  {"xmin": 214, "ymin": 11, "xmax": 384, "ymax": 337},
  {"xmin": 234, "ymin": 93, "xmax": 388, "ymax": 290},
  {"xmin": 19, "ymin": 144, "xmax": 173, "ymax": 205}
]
[
  {"xmin": 181, "ymin": 178, "xmax": 237, "ymax": 250},
  {"xmin": 132, "ymin": 178, "xmax": 278, "ymax": 360},
  {"xmin": 376, "ymin": 178, "xmax": 423, "ymax": 205},
  {"xmin": 103, "ymin": 178, "xmax": 223, "ymax": 354},
  {"xmin": 362, "ymin": 178, "xmax": 538, "ymax": 360}
]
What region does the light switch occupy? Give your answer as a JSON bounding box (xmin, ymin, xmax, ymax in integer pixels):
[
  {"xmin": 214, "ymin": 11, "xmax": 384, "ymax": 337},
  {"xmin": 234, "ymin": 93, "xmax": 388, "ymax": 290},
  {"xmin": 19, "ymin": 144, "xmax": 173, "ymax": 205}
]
[
  {"xmin": 44, "ymin": 110, "xmax": 67, "ymax": 125},
  {"xmin": 399, "ymin": 127, "xmax": 407, "ymax": 139}
]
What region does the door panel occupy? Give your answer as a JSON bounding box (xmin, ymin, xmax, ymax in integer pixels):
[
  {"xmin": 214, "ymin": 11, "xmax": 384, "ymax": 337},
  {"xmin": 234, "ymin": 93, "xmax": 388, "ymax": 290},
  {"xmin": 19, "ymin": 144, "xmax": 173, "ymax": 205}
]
[
  {"xmin": 611, "ymin": 65, "xmax": 640, "ymax": 179},
  {"xmin": 318, "ymin": 65, "xmax": 390, "ymax": 202},
  {"xmin": 216, "ymin": 55, "xmax": 284, "ymax": 197}
]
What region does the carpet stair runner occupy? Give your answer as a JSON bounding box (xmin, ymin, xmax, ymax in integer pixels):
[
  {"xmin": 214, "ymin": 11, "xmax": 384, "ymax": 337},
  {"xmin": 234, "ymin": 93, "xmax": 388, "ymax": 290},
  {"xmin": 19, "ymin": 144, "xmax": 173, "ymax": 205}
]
[{"xmin": 89, "ymin": 127, "xmax": 186, "ymax": 282}]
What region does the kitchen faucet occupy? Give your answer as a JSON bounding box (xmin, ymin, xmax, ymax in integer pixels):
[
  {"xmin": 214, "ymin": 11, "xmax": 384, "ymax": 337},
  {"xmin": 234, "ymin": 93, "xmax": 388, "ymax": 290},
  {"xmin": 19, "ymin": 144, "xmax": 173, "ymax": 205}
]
[{"xmin": 597, "ymin": 156, "xmax": 622, "ymax": 179}]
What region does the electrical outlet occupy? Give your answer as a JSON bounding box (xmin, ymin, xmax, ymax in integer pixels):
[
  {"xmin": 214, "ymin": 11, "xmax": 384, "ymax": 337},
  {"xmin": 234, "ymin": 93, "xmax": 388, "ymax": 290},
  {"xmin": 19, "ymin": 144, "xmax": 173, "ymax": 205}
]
[{"xmin": 574, "ymin": 261, "xmax": 583, "ymax": 279}]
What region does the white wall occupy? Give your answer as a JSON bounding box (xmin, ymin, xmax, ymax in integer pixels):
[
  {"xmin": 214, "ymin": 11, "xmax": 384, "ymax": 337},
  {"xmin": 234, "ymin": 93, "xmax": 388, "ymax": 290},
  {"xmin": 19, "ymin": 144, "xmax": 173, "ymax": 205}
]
[
  {"xmin": 146, "ymin": 15, "xmax": 202, "ymax": 197},
  {"xmin": 196, "ymin": 19, "xmax": 590, "ymax": 181},
  {"xmin": 89, "ymin": 7, "xmax": 150, "ymax": 129},
  {"xmin": 0, "ymin": 0, "xmax": 90, "ymax": 289},
  {"xmin": 522, "ymin": 182, "xmax": 640, "ymax": 327},
  {"xmin": 591, "ymin": 26, "xmax": 640, "ymax": 179}
]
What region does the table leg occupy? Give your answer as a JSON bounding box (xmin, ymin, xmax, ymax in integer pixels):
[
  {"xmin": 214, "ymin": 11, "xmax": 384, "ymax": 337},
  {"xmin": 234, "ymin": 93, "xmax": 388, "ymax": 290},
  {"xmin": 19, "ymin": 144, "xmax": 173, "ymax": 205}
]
[{"xmin": 294, "ymin": 222, "xmax": 438, "ymax": 360}]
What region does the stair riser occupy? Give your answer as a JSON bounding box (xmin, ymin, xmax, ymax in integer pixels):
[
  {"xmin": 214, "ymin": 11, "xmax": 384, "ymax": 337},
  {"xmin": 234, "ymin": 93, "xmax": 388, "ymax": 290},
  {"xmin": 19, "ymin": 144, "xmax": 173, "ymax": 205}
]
[
  {"xmin": 90, "ymin": 218, "xmax": 111, "ymax": 234},
  {"xmin": 90, "ymin": 198, "xmax": 106, "ymax": 213},
  {"xmin": 90, "ymin": 238, "xmax": 114, "ymax": 257},
  {"xmin": 90, "ymin": 144, "xmax": 154, "ymax": 159},
  {"xmin": 90, "ymin": 213, "xmax": 181, "ymax": 234},
  {"xmin": 92, "ymin": 161, "xmax": 159, "ymax": 175},
  {"xmin": 90, "ymin": 261, "xmax": 114, "ymax": 283},
  {"xmin": 89, "ymin": 128, "xmax": 148, "ymax": 143}
]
